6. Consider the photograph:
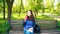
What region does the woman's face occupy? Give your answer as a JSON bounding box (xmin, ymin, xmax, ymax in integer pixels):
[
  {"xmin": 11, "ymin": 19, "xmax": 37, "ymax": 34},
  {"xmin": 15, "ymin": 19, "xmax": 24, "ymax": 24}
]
[{"xmin": 27, "ymin": 11, "xmax": 31, "ymax": 16}]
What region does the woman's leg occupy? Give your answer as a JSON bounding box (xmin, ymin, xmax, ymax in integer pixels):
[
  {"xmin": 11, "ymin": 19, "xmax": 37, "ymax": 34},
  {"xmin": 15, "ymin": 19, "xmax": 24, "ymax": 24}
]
[
  {"xmin": 24, "ymin": 29, "xmax": 31, "ymax": 34},
  {"xmin": 24, "ymin": 29, "xmax": 26, "ymax": 34},
  {"xmin": 26, "ymin": 31, "xmax": 30, "ymax": 34},
  {"xmin": 30, "ymin": 32, "xmax": 34, "ymax": 34}
]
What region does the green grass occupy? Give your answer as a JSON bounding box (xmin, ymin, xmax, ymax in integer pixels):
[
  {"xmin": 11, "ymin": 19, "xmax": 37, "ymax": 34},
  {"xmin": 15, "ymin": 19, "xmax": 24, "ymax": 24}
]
[
  {"xmin": 36, "ymin": 15, "xmax": 54, "ymax": 20},
  {"xmin": 0, "ymin": 13, "xmax": 26, "ymax": 20},
  {"xmin": 0, "ymin": 13, "xmax": 55, "ymax": 20},
  {"xmin": 48, "ymin": 13, "xmax": 60, "ymax": 16},
  {"xmin": 11, "ymin": 13, "xmax": 26, "ymax": 20},
  {"xmin": 0, "ymin": 18, "xmax": 10, "ymax": 34}
]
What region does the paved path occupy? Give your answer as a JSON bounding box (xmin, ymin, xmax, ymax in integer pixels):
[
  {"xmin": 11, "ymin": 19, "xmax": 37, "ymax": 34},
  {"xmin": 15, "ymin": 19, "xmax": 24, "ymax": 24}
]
[{"xmin": 44, "ymin": 13, "xmax": 60, "ymax": 20}]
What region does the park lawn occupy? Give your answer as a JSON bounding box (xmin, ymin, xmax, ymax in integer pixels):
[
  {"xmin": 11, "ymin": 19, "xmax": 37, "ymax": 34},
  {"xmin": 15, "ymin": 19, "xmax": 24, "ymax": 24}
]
[
  {"xmin": 54, "ymin": 14, "xmax": 60, "ymax": 16},
  {"xmin": 50, "ymin": 13, "xmax": 60, "ymax": 16},
  {"xmin": 0, "ymin": 18, "xmax": 10, "ymax": 34},
  {"xmin": 11, "ymin": 13, "xmax": 55, "ymax": 20},
  {"xmin": 0, "ymin": 13, "xmax": 26, "ymax": 20},
  {"xmin": 36, "ymin": 15, "xmax": 54, "ymax": 20},
  {"xmin": 0, "ymin": 13, "xmax": 59, "ymax": 20},
  {"xmin": 11, "ymin": 13, "xmax": 26, "ymax": 20}
]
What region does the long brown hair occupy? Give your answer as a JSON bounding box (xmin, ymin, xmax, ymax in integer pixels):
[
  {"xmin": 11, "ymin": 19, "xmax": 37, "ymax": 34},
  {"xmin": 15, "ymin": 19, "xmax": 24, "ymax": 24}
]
[{"xmin": 25, "ymin": 10, "xmax": 35, "ymax": 22}]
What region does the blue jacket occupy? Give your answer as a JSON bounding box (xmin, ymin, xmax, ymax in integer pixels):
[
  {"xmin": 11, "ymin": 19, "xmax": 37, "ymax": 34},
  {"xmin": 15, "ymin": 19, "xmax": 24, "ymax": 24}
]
[{"xmin": 23, "ymin": 20, "xmax": 35, "ymax": 30}]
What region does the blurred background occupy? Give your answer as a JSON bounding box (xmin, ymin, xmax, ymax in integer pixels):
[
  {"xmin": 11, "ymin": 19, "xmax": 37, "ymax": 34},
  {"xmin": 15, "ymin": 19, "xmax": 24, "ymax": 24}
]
[{"xmin": 0, "ymin": 0, "xmax": 60, "ymax": 34}]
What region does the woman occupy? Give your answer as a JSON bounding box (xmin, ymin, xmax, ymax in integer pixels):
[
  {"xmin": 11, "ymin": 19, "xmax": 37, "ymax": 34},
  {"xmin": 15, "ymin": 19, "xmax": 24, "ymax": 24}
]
[{"xmin": 23, "ymin": 10, "xmax": 35, "ymax": 34}]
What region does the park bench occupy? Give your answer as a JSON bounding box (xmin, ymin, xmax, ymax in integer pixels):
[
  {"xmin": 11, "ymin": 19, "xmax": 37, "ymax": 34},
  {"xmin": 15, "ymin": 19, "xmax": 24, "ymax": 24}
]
[
  {"xmin": 11, "ymin": 20, "xmax": 23, "ymax": 31},
  {"xmin": 8, "ymin": 20, "xmax": 58, "ymax": 34},
  {"xmin": 36, "ymin": 20, "xmax": 57, "ymax": 30},
  {"xmin": 10, "ymin": 20, "xmax": 57, "ymax": 30}
]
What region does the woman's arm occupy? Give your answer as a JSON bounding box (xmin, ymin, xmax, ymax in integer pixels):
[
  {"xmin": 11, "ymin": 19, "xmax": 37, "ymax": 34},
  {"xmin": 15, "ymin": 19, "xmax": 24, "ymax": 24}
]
[
  {"xmin": 23, "ymin": 20, "xmax": 26, "ymax": 27},
  {"xmin": 23, "ymin": 16, "xmax": 27, "ymax": 27}
]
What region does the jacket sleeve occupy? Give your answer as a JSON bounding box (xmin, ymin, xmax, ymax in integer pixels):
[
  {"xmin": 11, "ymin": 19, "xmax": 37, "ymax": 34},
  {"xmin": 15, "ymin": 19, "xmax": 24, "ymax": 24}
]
[
  {"xmin": 23, "ymin": 20, "xmax": 26, "ymax": 27},
  {"xmin": 23, "ymin": 16, "xmax": 27, "ymax": 27}
]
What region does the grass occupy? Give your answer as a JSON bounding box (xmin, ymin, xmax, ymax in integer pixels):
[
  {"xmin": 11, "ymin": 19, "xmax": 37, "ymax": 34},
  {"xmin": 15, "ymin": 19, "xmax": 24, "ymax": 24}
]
[
  {"xmin": 51, "ymin": 13, "xmax": 60, "ymax": 16},
  {"xmin": 11, "ymin": 13, "xmax": 26, "ymax": 20},
  {"xmin": 0, "ymin": 13, "xmax": 55, "ymax": 20},
  {"xmin": 36, "ymin": 15, "xmax": 54, "ymax": 20},
  {"xmin": 0, "ymin": 18, "xmax": 10, "ymax": 34},
  {"xmin": 0, "ymin": 13, "xmax": 25, "ymax": 34},
  {"xmin": 0, "ymin": 13, "xmax": 26, "ymax": 20}
]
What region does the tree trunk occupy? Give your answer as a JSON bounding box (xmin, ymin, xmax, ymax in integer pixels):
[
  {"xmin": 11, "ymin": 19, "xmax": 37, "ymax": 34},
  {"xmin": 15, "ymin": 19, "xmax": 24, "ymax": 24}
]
[
  {"xmin": 19, "ymin": 10, "xmax": 21, "ymax": 17},
  {"xmin": 3, "ymin": 0, "xmax": 5, "ymax": 19},
  {"xmin": 19, "ymin": 6, "xmax": 21, "ymax": 17},
  {"xmin": 6, "ymin": 0, "xmax": 14, "ymax": 24},
  {"xmin": 7, "ymin": 4, "xmax": 12, "ymax": 24}
]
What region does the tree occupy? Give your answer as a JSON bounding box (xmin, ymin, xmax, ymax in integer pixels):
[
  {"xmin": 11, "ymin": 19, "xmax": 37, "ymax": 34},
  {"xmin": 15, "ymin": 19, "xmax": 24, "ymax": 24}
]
[
  {"xmin": 3, "ymin": 0, "xmax": 5, "ymax": 19},
  {"xmin": 19, "ymin": 0, "xmax": 24, "ymax": 16},
  {"xmin": 0, "ymin": 0, "xmax": 5, "ymax": 19},
  {"xmin": 6, "ymin": 0, "xmax": 14, "ymax": 24},
  {"xmin": 34, "ymin": 0, "xmax": 43, "ymax": 17},
  {"xmin": 57, "ymin": 3, "xmax": 60, "ymax": 14}
]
